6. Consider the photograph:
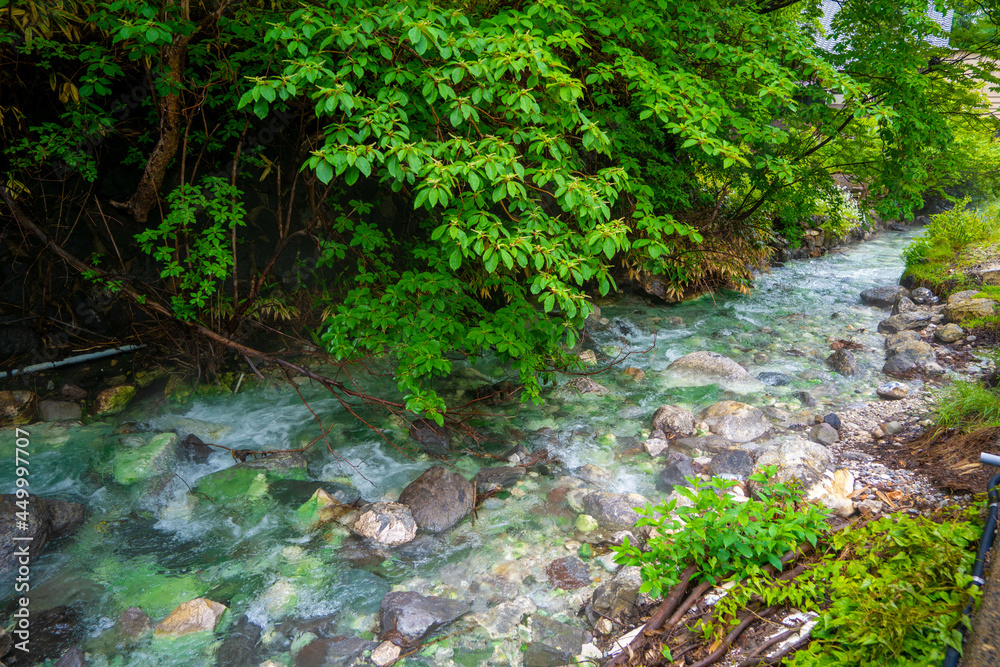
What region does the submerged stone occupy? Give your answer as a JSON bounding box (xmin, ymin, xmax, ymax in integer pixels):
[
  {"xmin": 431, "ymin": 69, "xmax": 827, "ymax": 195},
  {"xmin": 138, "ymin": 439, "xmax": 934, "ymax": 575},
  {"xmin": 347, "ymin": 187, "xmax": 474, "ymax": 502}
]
[
  {"xmin": 379, "ymin": 591, "xmax": 470, "ymax": 644},
  {"xmin": 524, "ymin": 616, "xmax": 590, "ymax": 667},
  {"xmin": 93, "ymin": 384, "xmax": 137, "ymax": 417},
  {"xmin": 651, "ymin": 404, "xmax": 695, "ymax": 436},
  {"xmin": 860, "ymin": 285, "xmax": 909, "ymax": 308},
  {"xmin": 699, "ymin": 401, "xmax": 770, "ymax": 442},
  {"xmin": 111, "ymin": 433, "xmax": 178, "ymax": 485},
  {"xmin": 353, "ymin": 502, "xmax": 417, "ymax": 546},
  {"xmin": 153, "ymin": 598, "xmax": 227, "ymax": 638},
  {"xmin": 398, "ymin": 466, "xmax": 474, "ymax": 533},
  {"xmin": 545, "ymin": 556, "xmax": 590, "ymax": 590},
  {"xmin": 582, "ymin": 492, "xmax": 648, "ymax": 531}
]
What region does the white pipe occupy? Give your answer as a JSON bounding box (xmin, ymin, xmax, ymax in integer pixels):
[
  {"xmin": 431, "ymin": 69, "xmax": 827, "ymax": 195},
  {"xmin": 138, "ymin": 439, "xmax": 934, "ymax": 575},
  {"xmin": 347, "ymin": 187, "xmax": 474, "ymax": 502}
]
[
  {"xmin": 981, "ymin": 452, "xmax": 1000, "ymax": 468},
  {"xmin": 1, "ymin": 345, "xmax": 145, "ymax": 379}
]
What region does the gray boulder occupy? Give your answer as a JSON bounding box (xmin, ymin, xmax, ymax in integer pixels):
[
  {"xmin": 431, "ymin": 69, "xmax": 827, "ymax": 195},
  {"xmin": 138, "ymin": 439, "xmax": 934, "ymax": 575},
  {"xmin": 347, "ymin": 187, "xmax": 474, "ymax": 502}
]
[
  {"xmin": 582, "ymin": 492, "xmax": 649, "ymax": 531},
  {"xmin": 474, "ymin": 466, "xmax": 524, "ymax": 491},
  {"xmin": 665, "ymin": 351, "xmax": 763, "ymax": 391},
  {"xmin": 910, "ymin": 287, "xmax": 934, "ymax": 304},
  {"xmin": 757, "ymin": 371, "xmax": 793, "ymax": 386},
  {"xmin": 295, "ymin": 636, "xmax": 377, "ymax": 667},
  {"xmin": 672, "ymin": 434, "xmax": 732, "ymax": 454},
  {"xmin": 890, "ymin": 296, "xmax": 917, "ymax": 315},
  {"xmin": 860, "ymin": 285, "xmax": 910, "ymax": 308},
  {"xmin": 877, "ymin": 382, "xmax": 909, "ymax": 400},
  {"xmin": 877, "ymin": 311, "xmax": 932, "ymax": 334},
  {"xmin": 699, "ymin": 401, "xmax": 770, "ymax": 442},
  {"xmin": 651, "ymin": 405, "xmax": 695, "ymax": 436},
  {"xmin": 886, "ymin": 339, "xmax": 935, "ymax": 365},
  {"xmin": 398, "ymin": 466, "xmax": 474, "ymax": 533},
  {"xmin": 588, "ymin": 566, "xmax": 642, "ymax": 622},
  {"xmin": 826, "ymin": 349, "xmax": 860, "ymax": 376},
  {"xmin": 809, "ymin": 423, "xmax": 839, "ymax": 446},
  {"xmin": 884, "ymin": 330, "xmax": 921, "ymax": 348},
  {"xmin": 657, "ymin": 457, "xmax": 695, "ymax": 494},
  {"xmin": 935, "ymin": 323, "xmax": 964, "ymax": 343},
  {"xmin": 754, "ymin": 437, "xmax": 834, "ymax": 490},
  {"xmin": 380, "ymin": 591, "xmax": 470, "ymax": 644},
  {"xmin": 0, "ymin": 495, "xmax": 85, "ymax": 574},
  {"xmin": 883, "ymin": 356, "xmax": 918, "ymax": 377}
]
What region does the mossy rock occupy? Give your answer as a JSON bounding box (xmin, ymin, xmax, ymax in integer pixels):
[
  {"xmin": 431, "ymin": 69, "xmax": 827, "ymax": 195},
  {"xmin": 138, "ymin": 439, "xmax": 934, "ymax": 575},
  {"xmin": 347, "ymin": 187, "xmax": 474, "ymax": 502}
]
[
  {"xmin": 94, "ymin": 385, "xmax": 137, "ymax": 417},
  {"xmin": 112, "ymin": 433, "xmax": 179, "ymax": 485},
  {"xmin": 0, "ymin": 390, "xmax": 37, "ymax": 425},
  {"xmin": 93, "ymin": 557, "xmax": 204, "ymax": 618},
  {"xmin": 164, "ymin": 376, "xmax": 195, "ymax": 405},
  {"xmin": 194, "ymin": 465, "xmax": 307, "ymax": 503}
]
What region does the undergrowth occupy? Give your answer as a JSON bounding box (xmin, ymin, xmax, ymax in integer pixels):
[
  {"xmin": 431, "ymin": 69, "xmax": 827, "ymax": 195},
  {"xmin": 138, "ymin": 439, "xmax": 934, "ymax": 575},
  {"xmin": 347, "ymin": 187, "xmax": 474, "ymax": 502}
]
[
  {"xmin": 613, "ymin": 472, "xmax": 983, "ymax": 666},
  {"xmin": 902, "ymin": 198, "xmax": 1000, "ymax": 290},
  {"xmin": 934, "ymin": 378, "xmax": 1000, "ymax": 431}
]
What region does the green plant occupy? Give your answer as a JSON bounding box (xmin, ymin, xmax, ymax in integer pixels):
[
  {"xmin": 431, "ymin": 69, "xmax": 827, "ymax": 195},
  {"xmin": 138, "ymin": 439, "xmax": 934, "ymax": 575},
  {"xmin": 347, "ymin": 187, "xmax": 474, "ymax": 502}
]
[
  {"xmin": 612, "ymin": 470, "xmax": 828, "ymax": 597},
  {"xmin": 934, "ymin": 379, "xmax": 1000, "ymax": 430},
  {"xmin": 903, "ymin": 198, "xmax": 1000, "ymax": 288},
  {"xmin": 135, "ymin": 176, "xmax": 246, "ymax": 321}
]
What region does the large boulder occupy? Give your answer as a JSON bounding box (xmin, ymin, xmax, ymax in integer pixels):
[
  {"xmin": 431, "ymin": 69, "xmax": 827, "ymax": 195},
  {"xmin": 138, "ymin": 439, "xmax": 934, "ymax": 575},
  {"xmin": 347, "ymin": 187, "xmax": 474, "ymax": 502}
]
[
  {"xmin": 707, "ymin": 449, "xmax": 753, "ymax": 480},
  {"xmin": 935, "ymin": 323, "xmax": 965, "ymax": 343},
  {"xmin": 352, "ymin": 502, "xmax": 417, "ymax": 547},
  {"xmin": 877, "ymin": 311, "xmax": 932, "ymax": 334},
  {"xmin": 588, "ymin": 566, "xmax": 643, "ymax": 623},
  {"xmin": 0, "ymin": 494, "xmax": 85, "ymax": 574},
  {"xmin": 699, "ymin": 401, "xmax": 770, "ymax": 443},
  {"xmin": 153, "ymin": 598, "xmax": 227, "ymax": 638},
  {"xmin": 826, "ymin": 349, "xmax": 860, "ymax": 376},
  {"xmin": 651, "ymin": 405, "xmax": 695, "ymax": 436},
  {"xmin": 0, "ymin": 390, "xmax": 36, "ymax": 425},
  {"xmin": 944, "ymin": 298, "xmax": 997, "ymax": 323},
  {"xmin": 398, "ymin": 466, "xmax": 474, "ymax": 533},
  {"xmin": 379, "ymin": 591, "xmax": 470, "ymax": 644},
  {"xmin": 665, "ymin": 351, "xmax": 763, "ymax": 391},
  {"xmin": 860, "ymin": 285, "xmax": 910, "ymax": 308},
  {"xmin": 582, "ymin": 491, "xmax": 649, "ymax": 531},
  {"xmin": 657, "ymin": 457, "xmax": 695, "ymax": 494},
  {"xmin": 886, "ymin": 339, "xmax": 935, "ymax": 365}
]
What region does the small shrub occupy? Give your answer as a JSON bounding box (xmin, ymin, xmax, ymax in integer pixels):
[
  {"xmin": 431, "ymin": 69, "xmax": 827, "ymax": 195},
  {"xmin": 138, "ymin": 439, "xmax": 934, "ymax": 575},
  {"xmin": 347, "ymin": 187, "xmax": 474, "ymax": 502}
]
[
  {"xmin": 934, "ymin": 379, "xmax": 1000, "ymax": 430},
  {"xmin": 903, "ymin": 198, "xmax": 1000, "ymax": 288},
  {"xmin": 612, "ymin": 469, "xmax": 828, "ymax": 597}
]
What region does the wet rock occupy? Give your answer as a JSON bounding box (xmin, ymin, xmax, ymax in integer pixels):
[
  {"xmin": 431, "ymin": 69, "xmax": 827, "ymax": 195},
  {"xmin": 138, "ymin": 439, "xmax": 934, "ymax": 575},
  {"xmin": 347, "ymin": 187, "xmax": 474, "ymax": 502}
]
[
  {"xmin": 0, "ymin": 495, "xmax": 85, "ymax": 574},
  {"xmin": 93, "ymin": 384, "xmax": 136, "ymax": 417},
  {"xmin": 37, "ymin": 400, "xmax": 82, "ymax": 422},
  {"xmin": 809, "ymin": 423, "xmax": 839, "ymax": 446},
  {"xmin": 370, "ymin": 641, "xmax": 400, "ymax": 667},
  {"xmin": 643, "ymin": 438, "xmax": 669, "ymax": 457},
  {"xmin": 546, "ymin": 556, "xmax": 590, "ymax": 590},
  {"xmin": 945, "ymin": 298, "xmax": 997, "ymax": 323},
  {"xmin": 822, "ymin": 413, "xmax": 841, "ymax": 430},
  {"xmin": 935, "ymin": 323, "xmax": 965, "ymax": 343},
  {"xmin": 877, "ymin": 311, "xmax": 932, "ymax": 334},
  {"xmin": 236, "ymin": 451, "xmax": 308, "ymax": 472},
  {"xmin": 757, "ymin": 371, "xmax": 793, "ymax": 386},
  {"xmin": 582, "ymin": 492, "xmax": 649, "ymax": 530},
  {"xmin": 0, "ymin": 390, "xmax": 36, "ymax": 425},
  {"xmin": 216, "ymin": 615, "xmax": 262, "ymax": 667},
  {"xmin": 666, "ymin": 351, "xmax": 762, "ymax": 390},
  {"xmin": 884, "ymin": 330, "xmax": 921, "ymax": 348},
  {"xmin": 576, "ymin": 514, "xmax": 600, "ymax": 533},
  {"xmin": 651, "ymin": 405, "xmax": 695, "ymax": 436},
  {"xmin": 525, "ymin": 616, "xmax": 590, "ymax": 667},
  {"xmin": 408, "ymin": 418, "xmax": 451, "ymax": 453},
  {"xmin": 673, "ymin": 435, "xmax": 732, "ymax": 454},
  {"xmin": 398, "ymin": 466, "xmax": 474, "ymax": 533},
  {"xmin": 111, "ymin": 432, "xmax": 179, "ymax": 485},
  {"xmin": 910, "ymin": 287, "xmax": 934, "ymax": 304},
  {"xmin": 475, "ymin": 466, "xmax": 525, "ymax": 491},
  {"xmin": 17, "ymin": 606, "xmax": 81, "ymax": 664},
  {"xmin": 826, "ymin": 349, "xmax": 859, "ymax": 377},
  {"xmin": 890, "ymin": 296, "xmax": 917, "ymax": 315},
  {"xmin": 588, "ymin": 566, "xmax": 642, "ymax": 623},
  {"xmin": 118, "ymin": 607, "xmax": 153, "ymax": 639},
  {"xmin": 181, "ymin": 434, "xmax": 213, "ymax": 463},
  {"xmin": 886, "ymin": 339, "xmax": 935, "ymax": 365},
  {"xmin": 882, "ymin": 355, "xmax": 917, "ymax": 377},
  {"xmin": 379, "ymin": 591, "xmax": 470, "ymax": 644},
  {"xmin": 578, "ymin": 349, "xmax": 598, "ymax": 365},
  {"xmin": 573, "ymin": 464, "xmax": 611, "ymax": 486},
  {"xmin": 153, "ymin": 598, "xmax": 227, "ymax": 637},
  {"xmin": 54, "ymin": 647, "xmax": 86, "ymax": 667},
  {"xmin": 474, "ymin": 597, "xmax": 536, "ymax": 639},
  {"xmin": 623, "ymin": 366, "xmax": 645, "ymax": 382},
  {"xmin": 885, "ymin": 421, "xmax": 904, "ymax": 435},
  {"xmin": 805, "ymin": 468, "xmax": 856, "ymax": 518},
  {"xmin": 860, "ymin": 285, "xmax": 910, "ymax": 308},
  {"xmin": 707, "ymin": 449, "xmax": 753, "ymax": 480},
  {"xmin": 353, "ymin": 502, "xmax": 417, "ymax": 546},
  {"xmin": 877, "ymin": 382, "xmax": 909, "ymax": 400},
  {"xmin": 295, "ymin": 636, "xmax": 376, "ymax": 667},
  {"xmin": 565, "ymin": 376, "xmax": 609, "ymax": 395},
  {"xmin": 699, "ymin": 401, "xmax": 770, "ymax": 442},
  {"xmin": 296, "ymin": 489, "xmax": 354, "ymax": 530},
  {"xmin": 657, "ymin": 457, "xmax": 695, "ymax": 494}
]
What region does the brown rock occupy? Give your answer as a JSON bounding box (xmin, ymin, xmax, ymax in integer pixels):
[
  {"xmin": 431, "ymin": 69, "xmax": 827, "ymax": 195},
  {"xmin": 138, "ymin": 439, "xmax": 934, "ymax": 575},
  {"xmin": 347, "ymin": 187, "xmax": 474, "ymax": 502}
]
[{"xmin": 153, "ymin": 598, "xmax": 227, "ymax": 637}]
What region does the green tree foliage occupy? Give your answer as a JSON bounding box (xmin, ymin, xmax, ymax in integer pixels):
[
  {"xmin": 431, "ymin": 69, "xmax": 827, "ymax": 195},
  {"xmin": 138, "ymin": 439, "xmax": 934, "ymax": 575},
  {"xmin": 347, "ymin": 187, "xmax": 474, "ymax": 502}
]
[{"xmin": 2, "ymin": 0, "xmax": 999, "ymax": 418}]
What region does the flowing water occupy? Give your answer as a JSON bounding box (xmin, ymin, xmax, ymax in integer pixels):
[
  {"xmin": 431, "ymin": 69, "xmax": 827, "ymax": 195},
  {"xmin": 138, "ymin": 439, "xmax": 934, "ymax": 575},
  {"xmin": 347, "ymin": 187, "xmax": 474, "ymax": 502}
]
[{"xmin": 1, "ymin": 228, "xmax": 962, "ymax": 666}]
